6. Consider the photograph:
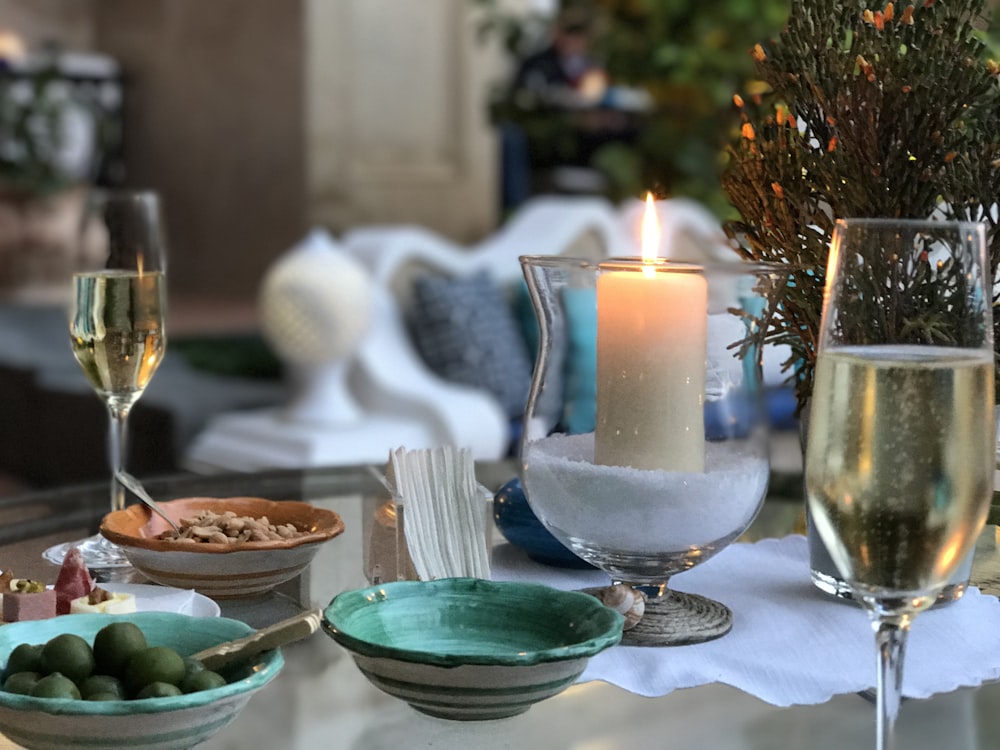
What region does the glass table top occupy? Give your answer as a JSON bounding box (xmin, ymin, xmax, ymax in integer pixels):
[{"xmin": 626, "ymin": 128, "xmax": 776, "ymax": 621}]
[{"xmin": 0, "ymin": 461, "xmax": 998, "ymax": 749}]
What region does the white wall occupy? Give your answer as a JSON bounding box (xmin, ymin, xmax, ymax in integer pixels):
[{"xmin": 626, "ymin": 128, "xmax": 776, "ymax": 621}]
[
  {"xmin": 305, "ymin": 0, "xmax": 502, "ymax": 243},
  {"xmin": 1, "ymin": 0, "xmax": 513, "ymax": 299}
]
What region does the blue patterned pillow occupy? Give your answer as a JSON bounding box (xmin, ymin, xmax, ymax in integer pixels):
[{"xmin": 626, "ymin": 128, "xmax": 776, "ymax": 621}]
[{"xmin": 410, "ymin": 272, "xmax": 532, "ymax": 419}]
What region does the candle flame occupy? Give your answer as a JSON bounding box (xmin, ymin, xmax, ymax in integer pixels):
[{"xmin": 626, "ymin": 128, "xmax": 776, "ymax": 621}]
[
  {"xmin": 641, "ymin": 193, "xmax": 660, "ymax": 261},
  {"xmin": 641, "ymin": 192, "xmax": 659, "ymax": 278},
  {"xmin": 137, "ymin": 254, "xmax": 145, "ymax": 276}
]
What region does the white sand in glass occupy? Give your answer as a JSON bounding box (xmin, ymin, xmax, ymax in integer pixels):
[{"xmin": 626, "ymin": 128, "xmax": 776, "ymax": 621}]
[{"xmin": 522, "ymin": 432, "xmax": 769, "ymax": 553}]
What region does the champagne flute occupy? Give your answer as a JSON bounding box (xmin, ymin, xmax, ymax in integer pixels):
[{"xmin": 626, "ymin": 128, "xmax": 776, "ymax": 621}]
[
  {"xmin": 46, "ymin": 189, "xmax": 168, "ymax": 571},
  {"xmin": 805, "ymin": 218, "xmax": 993, "ymax": 750}
]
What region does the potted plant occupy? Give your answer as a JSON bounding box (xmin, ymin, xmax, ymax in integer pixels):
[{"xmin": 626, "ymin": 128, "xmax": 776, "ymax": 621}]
[
  {"xmin": 472, "ymin": 0, "xmax": 789, "ymax": 216},
  {"xmin": 0, "ymin": 49, "xmax": 120, "ymax": 301},
  {"xmin": 722, "ymin": 0, "xmax": 1000, "ymax": 410}
]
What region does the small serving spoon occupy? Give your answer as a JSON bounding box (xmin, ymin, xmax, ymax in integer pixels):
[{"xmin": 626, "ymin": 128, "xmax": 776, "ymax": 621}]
[{"xmin": 115, "ymin": 470, "xmax": 182, "ymax": 534}]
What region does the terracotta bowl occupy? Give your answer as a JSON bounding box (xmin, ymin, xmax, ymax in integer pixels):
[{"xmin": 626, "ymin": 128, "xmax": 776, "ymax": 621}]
[{"xmin": 100, "ymin": 497, "xmax": 345, "ymax": 599}]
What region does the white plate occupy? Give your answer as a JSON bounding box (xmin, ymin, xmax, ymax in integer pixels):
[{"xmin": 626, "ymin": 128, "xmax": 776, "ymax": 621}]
[
  {"xmin": 103, "ymin": 583, "xmax": 221, "ymax": 618},
  {"xmin": 0, "ymin": 584, "xmax": 220, "ymax": 623}
]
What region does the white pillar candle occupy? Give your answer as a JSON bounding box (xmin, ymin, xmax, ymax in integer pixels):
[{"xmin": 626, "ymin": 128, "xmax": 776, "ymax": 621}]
[{"xmin": 594, "ymin": 197, "xmax": 707, "ymax": 472}]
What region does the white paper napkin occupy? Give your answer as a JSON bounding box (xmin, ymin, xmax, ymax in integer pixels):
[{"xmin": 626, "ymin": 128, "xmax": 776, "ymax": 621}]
[{"xmin": 491, "ymin": 535, "xmax": 1000, "ymax": 707}]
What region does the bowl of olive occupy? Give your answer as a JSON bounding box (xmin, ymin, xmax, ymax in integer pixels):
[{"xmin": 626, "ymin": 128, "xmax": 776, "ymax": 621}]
[{"xmin": 0, "ymin": 611, "xmax": 283, "ymax": 750}]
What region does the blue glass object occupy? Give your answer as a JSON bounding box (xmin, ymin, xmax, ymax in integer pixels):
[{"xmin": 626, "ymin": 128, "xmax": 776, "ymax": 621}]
[{"xmin": 493, "ymin": 478, "xmax": 594, "ymax": 568}]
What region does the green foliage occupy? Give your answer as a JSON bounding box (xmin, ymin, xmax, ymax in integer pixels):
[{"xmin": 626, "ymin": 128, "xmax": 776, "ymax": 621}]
[
  {"xmin": 0, "ymin": 65, "xmax": 65, "ymax": 196},
  {"xmin": 472, "ymin": 0, "xmax": 789, "ymax": 216},
  {"xmin": 0, "ymin": 58, "xmax": 109, "ymax": 198},
  {"xmin": 830, "ymin": 226, "xmax": 984, "ymax": 352},
  {"xmin": 722, "ymin": 0, "xmax": 1000, "ymax": 408}
]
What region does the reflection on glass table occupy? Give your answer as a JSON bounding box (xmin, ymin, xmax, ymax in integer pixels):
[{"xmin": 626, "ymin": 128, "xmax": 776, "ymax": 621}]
[{"xmin": 0, "ymin": 464, "xmax": 998, "ymax": 749}]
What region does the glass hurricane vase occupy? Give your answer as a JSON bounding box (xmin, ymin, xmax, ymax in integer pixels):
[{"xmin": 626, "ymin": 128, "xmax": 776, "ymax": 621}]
[{"xmin": 518, "ymin": 254, "xmax": 779, "ymax": 646}]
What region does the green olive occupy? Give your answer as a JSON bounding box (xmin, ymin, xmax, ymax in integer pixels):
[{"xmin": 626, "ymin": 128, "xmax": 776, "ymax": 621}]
[
  {"xmin": 135, "ymin": 681, "xmax": 183, "ymax": 699},
  {"xmin": 30, "ymin": 672, "xmax": 81, "ymax": 700},
  {"xmin": 124, "ymin": 646, "xmax": 186, "ymax": 694},
  {"xmin": 180, "ymin": 669, "xmax": 227, "ymax": 693},
  {"xmin": 85, "ymin": 691, "xmax": 122, "ymax": 702},
  {"xmin": 92, "ymin": 622, "xmax": 148, "ymax": 678},
  {"xmin": 4, "ymin": 643, "xmax": 44, "ymax": 678},
  {"xmin": 2, "ymin": 671, "xmax": 40, "ymax": 695},
  {"xmin": 40, "ymin": 635, "xmax": 94, "ymax": 684},
  {"xmin": 79, "ymin": 674, "xmax": 126, "ymax": 700}
]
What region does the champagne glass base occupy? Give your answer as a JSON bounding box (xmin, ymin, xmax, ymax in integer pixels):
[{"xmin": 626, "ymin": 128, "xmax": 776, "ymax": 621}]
[
  {"xmin": 618, "ymin": 590, "xmax": 733, "ymax": 647},
  {"xmin": 812, "ymin": 571, "xmax": 969, "ymax": 608},
  {"xmin": 42, "ymin": 535, "xmax": 133, "ymax": 578},
  {"xmin": 811, "ymin": 567, "xmax": 971, "ymax": 608},
  {"xmin": 810, "ymin": 567, "xmax": 857, "ymax": 600},
  {"xmin": 809, "ymin": 512, "xmax": 973, "ymax": 607}
]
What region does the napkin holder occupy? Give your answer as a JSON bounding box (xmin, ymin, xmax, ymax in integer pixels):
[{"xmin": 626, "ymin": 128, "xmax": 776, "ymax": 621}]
[
  {"xmin": 365, "ymin": 497, "xmax": 419, "ymax": 584},
  {"xmin": 364, "ymin": 447, "xmax": 493, "ymax": 584}
]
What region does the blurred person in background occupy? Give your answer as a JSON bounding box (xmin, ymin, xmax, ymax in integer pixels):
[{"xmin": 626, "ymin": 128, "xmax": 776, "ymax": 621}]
[
  {"xmin": 510, "ymin": 5, "xmax": 607, "ymax": 109},
  {"xmin": 499, "ymin": 4, "xmax": 642, "ymax": 211}
]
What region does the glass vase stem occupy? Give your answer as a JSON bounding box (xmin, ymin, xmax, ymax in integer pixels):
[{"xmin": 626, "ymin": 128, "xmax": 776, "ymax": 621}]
[{"xmin": 873, "ymin": 616, "xmax": 909, "ymax": 750}]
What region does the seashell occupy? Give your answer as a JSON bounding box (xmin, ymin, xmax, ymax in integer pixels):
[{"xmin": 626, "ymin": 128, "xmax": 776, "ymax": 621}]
[{"xmin": 581, "ymin": 584, "xmax": 646, "ymax": 630}]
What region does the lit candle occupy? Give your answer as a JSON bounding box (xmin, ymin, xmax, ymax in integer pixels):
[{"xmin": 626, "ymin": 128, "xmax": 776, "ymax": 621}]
[{"xmin": 594, "ymin": 195, "xmax": 707, "ymax": 472}]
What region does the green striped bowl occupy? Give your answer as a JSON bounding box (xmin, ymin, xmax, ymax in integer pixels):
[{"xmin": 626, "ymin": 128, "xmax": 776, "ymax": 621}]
[
  {"xmin": 322, "ymin": 578, "xmax": 624, "ymax": 721},
  {"xmin": 0, "ymin": 612, "xmax": 283, "ymax": 750}
]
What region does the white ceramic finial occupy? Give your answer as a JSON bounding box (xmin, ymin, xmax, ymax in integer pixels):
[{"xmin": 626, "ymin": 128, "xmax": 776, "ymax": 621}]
[{"xmin": 259, "ymin": 229, "xmax": 374, "ymax": 424}]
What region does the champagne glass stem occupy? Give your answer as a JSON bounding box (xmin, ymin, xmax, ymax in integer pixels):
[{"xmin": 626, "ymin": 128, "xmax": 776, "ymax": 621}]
[
  {"xmin": 873, "ymin": 616, "xmax": 910, "ymax": 750},
  {"xmin": 107, "ymin": 403, "xmax": 131, "ymax": 514}
]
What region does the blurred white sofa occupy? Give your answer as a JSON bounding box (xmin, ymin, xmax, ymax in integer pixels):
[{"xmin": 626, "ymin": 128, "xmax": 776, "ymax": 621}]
[
  {"xmin": 184, "ymin": 196, "xmax": 635, "ymax": 471},
  {"xmin": 184, "ymin": 194, "xmax": 793, "ymax": 472}
]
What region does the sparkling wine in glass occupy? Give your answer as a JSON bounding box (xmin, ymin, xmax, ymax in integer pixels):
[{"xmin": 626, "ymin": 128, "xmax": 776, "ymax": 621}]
[
  {"xmin": 46, "ymin": 190, "xmax": 167, "ymax": 571},
  {"xmin": 805, "ymin": 218, "xmax": 993, "ymax": 750}
]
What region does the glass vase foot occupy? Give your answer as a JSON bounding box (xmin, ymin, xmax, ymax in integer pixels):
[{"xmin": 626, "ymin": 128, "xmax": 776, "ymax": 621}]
[{"xmin": 620, "ymin": 590, "xmax": 732, "ymax": 647}]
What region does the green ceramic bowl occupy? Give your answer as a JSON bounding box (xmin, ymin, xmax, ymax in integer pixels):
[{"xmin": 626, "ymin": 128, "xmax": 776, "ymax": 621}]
[
  {"xmin": 322, "ymin": 578, "xmax": 624, "ymax": 721},
  {"xmin": 0, "ymin": 612, "xmax": 283, "ymax": 750}
]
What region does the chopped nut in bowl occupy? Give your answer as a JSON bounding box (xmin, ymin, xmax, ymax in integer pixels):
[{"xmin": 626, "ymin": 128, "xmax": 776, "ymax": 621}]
[
  {"xmin": 157, "ymin": 509, "xmax": 313, "ymax": 545},
  {"xmin": 99, "ymin": 497, "xmax": 345, "ymax": 599}
]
